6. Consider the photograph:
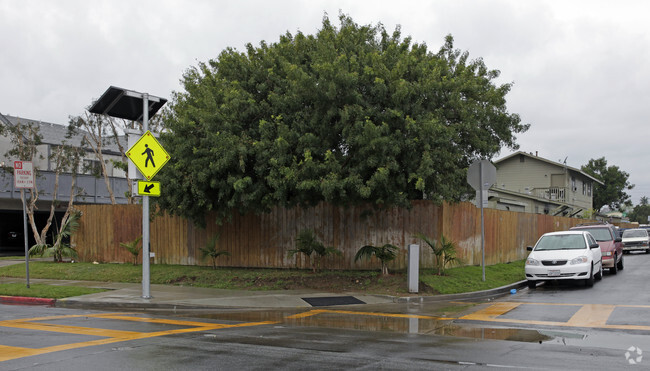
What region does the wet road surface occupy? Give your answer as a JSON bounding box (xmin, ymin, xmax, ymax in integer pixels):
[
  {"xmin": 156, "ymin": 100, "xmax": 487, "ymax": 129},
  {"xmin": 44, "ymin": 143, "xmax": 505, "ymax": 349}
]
[{"xmin": 3, "ymin": 252, "xmax": 650, "ymax": 369}]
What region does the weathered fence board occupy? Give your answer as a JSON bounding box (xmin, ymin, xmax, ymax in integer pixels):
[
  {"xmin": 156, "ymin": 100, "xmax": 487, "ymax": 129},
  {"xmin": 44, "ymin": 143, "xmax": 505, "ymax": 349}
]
[{"xmin": 72, "ymin": 201, "xmax": 632, "ymax": 270}]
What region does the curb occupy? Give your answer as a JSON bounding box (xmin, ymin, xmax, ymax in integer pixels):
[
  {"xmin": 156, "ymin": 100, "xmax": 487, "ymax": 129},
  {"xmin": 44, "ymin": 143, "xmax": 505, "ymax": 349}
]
[
  {"xmin": 0, "ymin": 281, "xmax": 529, "ymax": 310},
  {"xmin": 55, "ymin": 299, "xmax": 238, "ymax": 311},
  {"xmin": 393, "ymin": 280, "xmax": 528, "ymax": 303},
  {"xmin": 0, "ymin": 295, "xmax": 56, "ymax": 306}
]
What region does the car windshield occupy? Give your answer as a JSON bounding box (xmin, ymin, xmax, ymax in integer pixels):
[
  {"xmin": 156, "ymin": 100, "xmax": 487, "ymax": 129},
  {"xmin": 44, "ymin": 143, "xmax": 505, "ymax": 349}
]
[
  {"xmin": 623, "ymin": 229, "xmax": 648, "ymax": 238},
  {"xmin": 535, "ymin": 234, "xmax": 587, "ymax": 251},
  {"xmin": 576, "ymin": 228, "xmax": 611, "ymax": 241}
]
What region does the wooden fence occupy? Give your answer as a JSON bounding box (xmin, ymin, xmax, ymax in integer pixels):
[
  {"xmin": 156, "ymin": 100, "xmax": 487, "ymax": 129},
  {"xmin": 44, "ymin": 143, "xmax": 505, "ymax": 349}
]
[{"xmin": 72, "ymin": 201, "xmax": 630, "ymax": 270}]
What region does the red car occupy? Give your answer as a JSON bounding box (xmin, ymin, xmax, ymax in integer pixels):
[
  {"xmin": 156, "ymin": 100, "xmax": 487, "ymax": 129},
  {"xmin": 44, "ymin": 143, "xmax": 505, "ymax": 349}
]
[{"xmin": 569, "ymin": 222, "xmax": 624, "ymax": 274}]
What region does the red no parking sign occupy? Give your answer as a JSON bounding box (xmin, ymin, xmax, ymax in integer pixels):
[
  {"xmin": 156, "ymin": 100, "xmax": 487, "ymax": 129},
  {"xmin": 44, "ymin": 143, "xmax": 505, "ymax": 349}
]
[{"xmin": 13, "ymin": 160, "xmax": 34, "ymax": 189}]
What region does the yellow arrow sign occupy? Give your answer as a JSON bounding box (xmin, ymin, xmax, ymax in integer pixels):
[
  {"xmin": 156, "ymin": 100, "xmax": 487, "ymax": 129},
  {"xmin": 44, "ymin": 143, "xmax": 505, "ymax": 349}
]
[
  {"xmin": 127, "ymin": 131, "xmax": 170, "ymax": 180},
  {"xmin": 137, "ymin": 181, "xmax": 161, "ymax": 197}
]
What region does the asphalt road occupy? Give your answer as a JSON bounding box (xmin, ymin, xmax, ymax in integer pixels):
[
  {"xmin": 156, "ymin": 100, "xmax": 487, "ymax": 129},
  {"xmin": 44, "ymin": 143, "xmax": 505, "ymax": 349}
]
[
  {"xmin": 3, "ymin": 253, "xmax": 650, "ymax": 369},
  {"xmin": 0, "ymin": 304, "xmax": 636, "ymax": 370}
]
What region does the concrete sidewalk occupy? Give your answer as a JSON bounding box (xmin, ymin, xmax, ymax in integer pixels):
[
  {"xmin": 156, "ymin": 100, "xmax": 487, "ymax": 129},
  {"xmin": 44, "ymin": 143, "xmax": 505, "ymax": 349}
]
[
  {"xmin": 0, "ymin": 259, "xmax": 526, "ymax": 310},
  {"xmin": 0, "ymin": 277, "xmax": 396, "ymax": 309},
  {"xmin": 0, "ymin": 276, "xmax": 526, "ymax": 310}
]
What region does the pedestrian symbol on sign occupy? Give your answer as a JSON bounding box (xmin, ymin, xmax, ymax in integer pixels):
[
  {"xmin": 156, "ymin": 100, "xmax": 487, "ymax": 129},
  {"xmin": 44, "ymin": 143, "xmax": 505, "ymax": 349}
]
[
  {"xmin": 126, "ymin": 130, "xmax": 170, "ymax": 180},
  {"xmin": 142, "ymin": 144, "xmax": 155, "ymax": 168}
]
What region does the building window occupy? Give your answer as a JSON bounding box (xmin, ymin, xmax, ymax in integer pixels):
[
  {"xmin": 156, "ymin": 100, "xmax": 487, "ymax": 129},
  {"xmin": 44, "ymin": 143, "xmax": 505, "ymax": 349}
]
[
  {"xmin": 587, "ymin": 183, "xmax": 592, "ymax": 197},
  {"xmin": 571, "ymin": 177, "xmax": 576, "ymax": 192},
  {"xmin": 583, "ymin": 182, "xmax": 587, "ymax": 195},
  {"xmin": 83, "ymin": 159, "xmax": 102, "ymax": 176}
]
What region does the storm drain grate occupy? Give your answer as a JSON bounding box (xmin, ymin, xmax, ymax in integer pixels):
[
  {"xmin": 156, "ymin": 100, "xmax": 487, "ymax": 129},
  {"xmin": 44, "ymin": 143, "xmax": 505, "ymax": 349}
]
[{"xmin": 301, "ymin": 296, "xmax": 366, "ymax": 307}]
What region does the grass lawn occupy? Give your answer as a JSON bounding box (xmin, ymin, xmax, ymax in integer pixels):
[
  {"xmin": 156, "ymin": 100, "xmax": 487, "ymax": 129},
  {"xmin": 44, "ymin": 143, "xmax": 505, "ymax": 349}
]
[
  {"xmin": 0, "ymin": 259, "xmax": 526, "ymax": 296},
  {"xmin": 0, "ymin": 283, "xmax": 106, "ymax": 299},
  {"xmin": 420, "ymin": 260, "xmax": 526, "ymax": 294}
]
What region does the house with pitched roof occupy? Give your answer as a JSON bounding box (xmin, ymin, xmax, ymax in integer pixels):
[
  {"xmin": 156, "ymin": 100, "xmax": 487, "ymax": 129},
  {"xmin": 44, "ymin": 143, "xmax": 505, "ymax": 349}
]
[{"xmin": 487, "ymin": 151, "xmax": 603, "ymax": 217}]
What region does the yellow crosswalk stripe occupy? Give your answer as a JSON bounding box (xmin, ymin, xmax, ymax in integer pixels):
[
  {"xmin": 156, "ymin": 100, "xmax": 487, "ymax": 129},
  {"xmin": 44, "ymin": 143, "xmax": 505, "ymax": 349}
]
[{"xmin": 0, "ymin": 313, "xmax": 276, "ymax": 362}]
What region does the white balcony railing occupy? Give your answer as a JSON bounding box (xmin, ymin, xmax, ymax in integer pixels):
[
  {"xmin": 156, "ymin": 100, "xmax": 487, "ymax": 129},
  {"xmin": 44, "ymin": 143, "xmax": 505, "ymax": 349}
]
[{"xmin": 534, "ymin": 187, "xmax": 567, "ymax": 202}]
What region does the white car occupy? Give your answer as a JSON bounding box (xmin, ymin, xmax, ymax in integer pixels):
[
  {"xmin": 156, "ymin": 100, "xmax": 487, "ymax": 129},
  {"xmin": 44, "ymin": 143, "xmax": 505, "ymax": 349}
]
[
  {"xmin": 525, "ymin": 231, "xmax": 603, "ymax": 289},
  {"xmin": 621, "ymin": 228, "xmax": 650, "ymax": 253}
]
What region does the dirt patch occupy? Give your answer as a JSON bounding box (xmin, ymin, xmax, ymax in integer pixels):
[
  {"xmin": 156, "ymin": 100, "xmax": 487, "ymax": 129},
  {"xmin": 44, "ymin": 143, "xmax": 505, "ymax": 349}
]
[
  {"xmin": 166, "ymin": 275, "xmax": 199, "ymax": 284},
  {"xmin": 227, "ymin": 272, "xmax": 438, "ymax": 296}
]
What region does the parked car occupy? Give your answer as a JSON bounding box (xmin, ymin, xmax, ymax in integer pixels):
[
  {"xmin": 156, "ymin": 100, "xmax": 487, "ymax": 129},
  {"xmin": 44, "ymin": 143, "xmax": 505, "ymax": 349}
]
[
  {"xmin": 621, "ymin": 228, "xmax": 650, "ymax": 253},
  {"xmin": 569, "ymin": 222, "xmax": 624, "ymax": 274},
  {"xmin": 525, "ymin": 230, "xmax": 602, "ymax": 289}
]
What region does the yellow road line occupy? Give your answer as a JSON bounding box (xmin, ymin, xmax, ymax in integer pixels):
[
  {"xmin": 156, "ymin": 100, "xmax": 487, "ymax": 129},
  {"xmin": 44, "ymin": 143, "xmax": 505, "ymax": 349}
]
[
  {"xmin": 460, "ymin": 302, "xmax": 521, "ymax": 321},
  {"xmin": 458, "ymin": 302, "xmax": 650, "ymax": 331},
  {"xmin": 566, "ymin": 304, "xmax": 615, "ymax": 327},
  {"xmin": 0, "ymin": 314, "xmax": 277, "ymax": 363},
  {"xmin": 286, "ymin": 310, "xmax": 329, "ymax": 319},
  {"xmin": 5, "ymin": 313, "xmax": 135, "ymax": 322},
  {"xmin": 89, "ymin": 313, "xmax": 231, "ymax": 327},
  {"xmin": 286, "ymin": 309, "xmax": 454, "ymax": 321},
  {"xmin": 0, "ymin": 337, "xmax": 136, "ymax": 362},
  {"xmin": 5, "ymin": 302, "xmax": 650, "ymax": 363},
  {"xmin": 0, "ymin": 321, "xmax": 140, "ymax": 338}
]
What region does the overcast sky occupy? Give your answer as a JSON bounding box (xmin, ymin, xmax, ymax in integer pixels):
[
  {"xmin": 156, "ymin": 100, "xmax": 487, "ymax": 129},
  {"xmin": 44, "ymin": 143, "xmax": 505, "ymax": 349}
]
[{"xmin": 1, "ymin": 0, "xmax": 649, "ymax": 205}]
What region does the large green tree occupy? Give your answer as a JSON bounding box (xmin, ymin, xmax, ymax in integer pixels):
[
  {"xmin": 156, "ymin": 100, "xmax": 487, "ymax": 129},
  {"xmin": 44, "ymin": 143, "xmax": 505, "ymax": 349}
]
[
  {"xmin": 627, "ymin": 196, "xmax": 650, "ymax": 224},
  {"xmin": 628, "ymin": 203, "xmax": 650, "ymax": 224},
  {"xmin": 581, "ymin": 157, "xmax": 634, "ymax": 211},
  {"xmin": 157, "ymin": 15, "xmax": 528, "ymax": 225}
]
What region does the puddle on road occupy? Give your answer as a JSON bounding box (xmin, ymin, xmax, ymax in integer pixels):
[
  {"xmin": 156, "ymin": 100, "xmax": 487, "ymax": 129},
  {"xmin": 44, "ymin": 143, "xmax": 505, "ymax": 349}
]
[
  {"xmin": 192, "ymin": 310, "xmax": 574, "ymax": 344},
  {"xmin": 423, "ymin": 324, "xmax": 554, "ymax": 343}
]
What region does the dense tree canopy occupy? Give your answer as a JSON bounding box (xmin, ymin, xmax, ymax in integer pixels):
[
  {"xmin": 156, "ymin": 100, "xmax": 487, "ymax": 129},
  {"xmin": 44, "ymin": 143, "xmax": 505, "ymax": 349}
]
[
  {"xmin": 157, "ymin": 15, "xmax": 528, "ymax": 225},
  {"xmin": 581, "ymin": 157, "xmax": 634, "ymax": 211},
  {"xmin": 628, "ymin": 203, "xmax": 650, "ymax": 224}
]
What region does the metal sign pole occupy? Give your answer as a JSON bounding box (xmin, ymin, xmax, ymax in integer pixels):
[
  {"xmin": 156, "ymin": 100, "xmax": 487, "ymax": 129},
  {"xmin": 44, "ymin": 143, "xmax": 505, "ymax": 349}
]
[
  {"xmin": 478, "ymin": 162, "xmax": 485, "ymax": 282},
  {"xmin": 467, "ymin": 159, "xmax": 495, "ymax": 283},
  {"xmin": 89, "ymin": 86, "xmax": 167, "ymax": 299},
  {"xmin": 21, "ymin": 189, "xmax": 30, "ymax": 288},
  {"xmin": 142, "ymin": 93, "xmax": 151, "ymax": 299}
]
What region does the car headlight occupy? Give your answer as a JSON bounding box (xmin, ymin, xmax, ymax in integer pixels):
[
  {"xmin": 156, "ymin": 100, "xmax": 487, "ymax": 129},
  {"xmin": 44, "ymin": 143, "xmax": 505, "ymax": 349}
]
[
  {"xmin": 570, "ymin": 256, "xmax": 589, "ymax": 265},
  {"xmin": 603, "ymin": 251, "xmax": 612, "ymax": 257},
  {"xmin": 526, "ymin": 258, "xmax": 540, "ymax": 266}
]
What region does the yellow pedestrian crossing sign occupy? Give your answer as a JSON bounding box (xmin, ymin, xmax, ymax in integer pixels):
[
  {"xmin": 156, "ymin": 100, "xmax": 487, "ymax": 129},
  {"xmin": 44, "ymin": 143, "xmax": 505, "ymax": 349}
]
[
  {"xmin": 127, "ymin": 130, "xmax": 170, "ymax": 180},
  {"xmin": 138, "ymin": 181, "xmax": 161, "ymax": 197}
]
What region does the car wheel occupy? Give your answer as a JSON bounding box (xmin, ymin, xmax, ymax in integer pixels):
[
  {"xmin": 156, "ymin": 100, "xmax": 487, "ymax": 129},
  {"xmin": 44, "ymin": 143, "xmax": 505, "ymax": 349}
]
[
  {"xmin": 610, "ymin": 254, "xmax": 618, "ymax": 275},
  {"xmin": 585, "ymin": 265, "xmax": 595, "ymax": 287},
  {"xmin": 618, "ymin": 254, "xmax": 624, "ymax": 270},
  {"xmin": 595, "ymin": 263, "xmax": 603, "ymax": 280},
  {"xmin": 527, "ymin": 280, "xmax": 537, "ymax": 289}
]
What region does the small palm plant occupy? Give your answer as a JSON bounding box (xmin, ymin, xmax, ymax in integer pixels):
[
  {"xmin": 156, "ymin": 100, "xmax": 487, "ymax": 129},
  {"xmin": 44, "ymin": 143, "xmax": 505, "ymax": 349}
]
[
  {"xmin": 288, "ymin": 229, "xmax": 316, "ymax": 271},
  {"xmin": 289, "ymin": 229, "xmax": 340, "ymax": 273},
  {"xmin": 29, "ymin": 211, "xmax": 80, "ymax": 262},
  {"xmin": 354, "ymin": 243, "xmax": 399, "ymax": 275},
  {"xmin": 200, "ymin": 233, "xmax": 230, "ymax": 269},
  {"xmin": 416, "ymin": 233, "xmax": 460, "ymax": 275},
  {"xmin": 312, "ymin": 242, "xmax": 342, "ymax": 273},
  {"xmin": 120, "ymin": 236, "xmax": 142, "ymax": 265}
]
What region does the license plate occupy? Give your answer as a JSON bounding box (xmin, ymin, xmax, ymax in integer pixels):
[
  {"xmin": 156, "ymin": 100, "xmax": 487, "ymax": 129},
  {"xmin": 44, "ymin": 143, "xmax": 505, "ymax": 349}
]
[{"xmin": 548, "ymin": 270, "xmax": 561, "ymax": 277}]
